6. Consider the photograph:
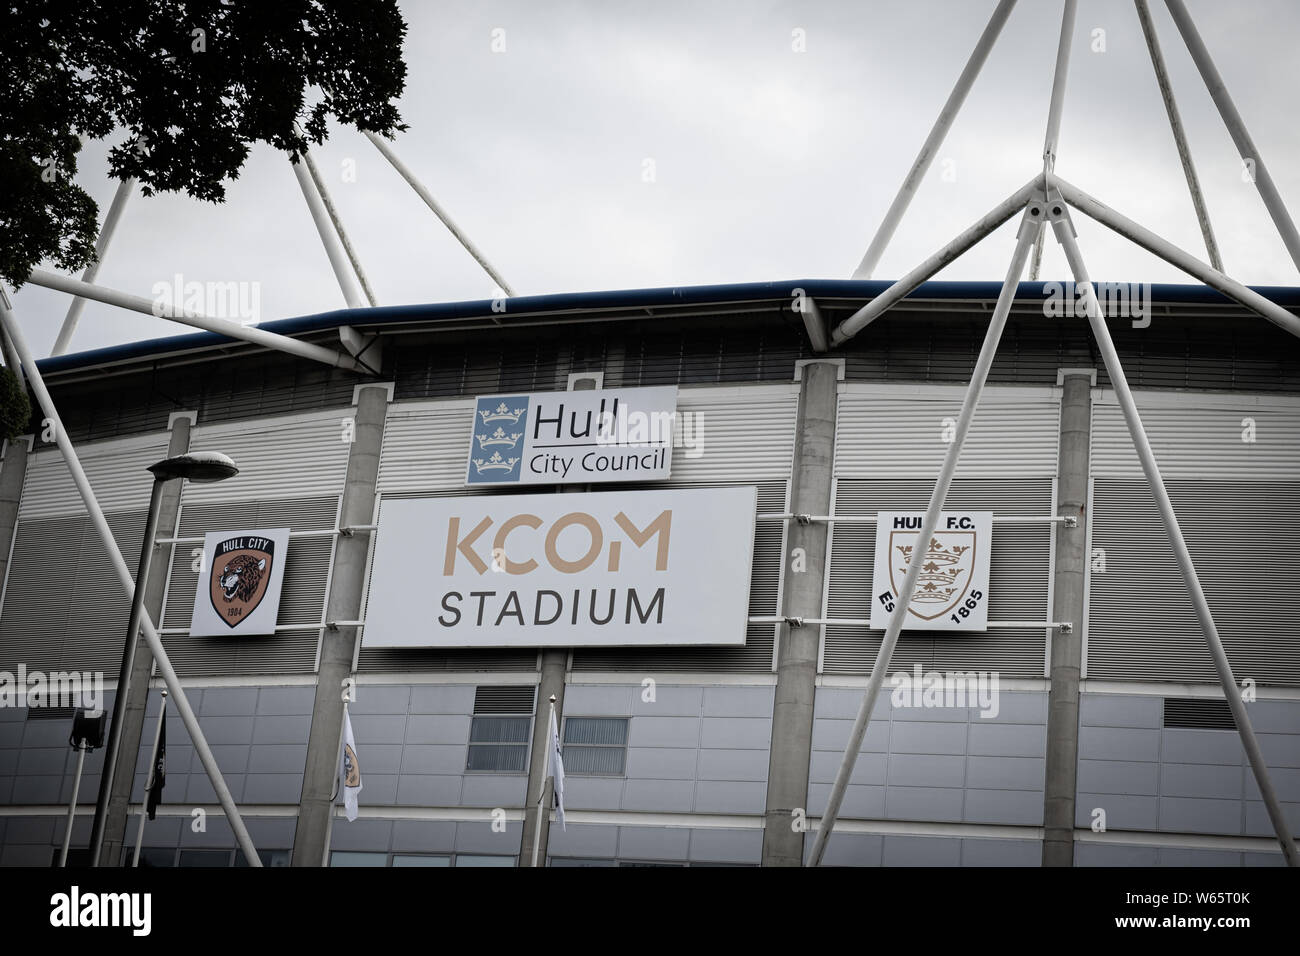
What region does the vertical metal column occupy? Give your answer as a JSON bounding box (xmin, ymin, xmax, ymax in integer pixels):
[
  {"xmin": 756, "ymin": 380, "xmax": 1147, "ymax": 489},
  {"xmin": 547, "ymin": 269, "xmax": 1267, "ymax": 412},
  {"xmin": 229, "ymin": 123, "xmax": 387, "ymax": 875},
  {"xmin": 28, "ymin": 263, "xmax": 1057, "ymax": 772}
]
[
  {"xmin": 809, "ymin": 199, "xmax": 1045, "ymax": 864},
  {"xmin": 1029, "ymin": 0, "xmax": 1078, "ymax": 281},
  {"xmin": 762, "ymin": 360, "xmax": 839, "ymax": 866},
  {"xmin": 1042, "ymin": 368, "xmax": 1094, "ymax": 866},
  {"xmin": 100, "ymin": 412, "xmax": 193, "ymax": 864},
  {"xmin": 292, "ymin": 383, "xmax": 392, "ymax": 865},
  {"xmin": 1050, "ymin": 200, "xmax": 1298, "ymax": 866}
]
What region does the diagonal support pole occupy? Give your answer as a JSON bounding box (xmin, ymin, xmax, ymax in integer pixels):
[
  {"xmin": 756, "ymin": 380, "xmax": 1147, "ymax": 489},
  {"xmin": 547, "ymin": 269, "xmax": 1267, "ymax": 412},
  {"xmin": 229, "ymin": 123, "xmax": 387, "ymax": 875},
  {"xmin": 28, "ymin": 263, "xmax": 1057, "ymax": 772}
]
[
  {"xmin": 1054, "ymin": 177, "xmax": 1300, "ymax": 341},
  {"xmin": 24, "ymin": 268, "xmax": 372, "ymax": 371},
  {"xmin": 808, "ymin": 197, "xmax": 1046, "ymax": 865},
  {"xmin": 832, "ymin": 176, "xmax": 1040, "ymax": 345},
  {"xmin": 1163, "ymin": 0, "xmax": 1300, "ymax": 273},
  {"xmin": 364, "ymin": 131, "xmax": 516, "ymax": 296},
  {"xmin": 1135, "ymin": 0, "xmax": 1223, "ymax": 272},
  {"xmin": 0, "ymin": 297, "xmax": 262, "ymax": 866},
  {"xmin": 1049, "ymin": 199, "xmax": 1298, "ymax": 866},
  {"xmin": 300, "ymin": 147, "xmax": 378, "ymax": 307},
  {"xmin": 51, "ymin": 177, "xmax": 136, "ymax": 357},
  {"xmin": 852, "ymin": 0, "xmax": 1018, "ymax": 279},
  {"xmin": 292, "ymin": 159, "xmax": 366, "ymax": 310}
]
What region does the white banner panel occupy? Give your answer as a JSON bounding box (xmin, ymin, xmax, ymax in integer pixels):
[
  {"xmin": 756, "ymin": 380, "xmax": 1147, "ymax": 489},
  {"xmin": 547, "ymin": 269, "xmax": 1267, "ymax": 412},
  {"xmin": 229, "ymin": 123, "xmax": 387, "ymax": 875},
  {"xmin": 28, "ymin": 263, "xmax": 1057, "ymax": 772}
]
[
  {"xmin": 465, "ymin": 386, "xmax": 677, "ymax": 486},
  {"xmin": 869, "ymin": 512, "xmax": 993, "ymax": 632},
  {"xmin": 363, "ymin": 487, "xmax": 757, "ymax": 648},
  {"xmin": 190, "ymin": 528, "xmax": 291, "ymax": 637}
]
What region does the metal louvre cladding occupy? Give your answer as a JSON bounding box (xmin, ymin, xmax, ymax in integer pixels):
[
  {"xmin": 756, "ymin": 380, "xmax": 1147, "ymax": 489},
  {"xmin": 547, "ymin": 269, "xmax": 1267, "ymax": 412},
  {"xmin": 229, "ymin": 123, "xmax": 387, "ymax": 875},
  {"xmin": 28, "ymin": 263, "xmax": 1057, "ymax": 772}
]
[
  {"xmin": 159, "ymin": 496, "xmax": 338, "ymax": 675},
  {"xmin": 823, "ymin": 479, "xmax": 1053, "ymax": 676},
  {"xmin": 0, "ymin": 510, "xmax": 146, "ymax": 673},
  {"xmin": 1088, "ymin": 479, "xmax": 1300, "ymax": 685}
]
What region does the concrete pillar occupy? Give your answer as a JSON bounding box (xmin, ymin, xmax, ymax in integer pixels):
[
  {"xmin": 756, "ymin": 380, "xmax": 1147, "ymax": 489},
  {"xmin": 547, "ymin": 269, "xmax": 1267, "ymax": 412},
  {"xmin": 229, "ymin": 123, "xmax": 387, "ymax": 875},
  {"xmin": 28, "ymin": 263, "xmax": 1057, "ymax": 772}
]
[
  {"xmin": 762, "ymin": 360, "xmax": 840, "ymax": 866},
  {"xmin": 102, "ymin": 411, "xmax": 195, "ymax": 865},
  {"xmin": 293, "ymin": 383, "xmax": 392, "ymax": 866},
  {"xmin": 0, "ymin": 436, "xmax": 32, "ymax": 603},
  {"xmin": 1042, "ymin": 369, "xmax": 1095, "ymax": 866},
  {"xmin": 517, "ymin": 372, "xmax": 599, "ymax": 866}
]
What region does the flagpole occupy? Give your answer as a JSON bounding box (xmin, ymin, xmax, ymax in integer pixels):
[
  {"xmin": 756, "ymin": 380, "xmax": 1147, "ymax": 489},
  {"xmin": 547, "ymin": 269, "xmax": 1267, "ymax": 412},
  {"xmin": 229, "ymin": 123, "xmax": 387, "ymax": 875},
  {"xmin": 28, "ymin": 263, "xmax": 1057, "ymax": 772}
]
[
  {"xmin": 133, "ymin": 688, "xmax": 167, "ymax": 867},
  {"xmin": 530, "ymin": 695, "xmax": 556, "ymax": 868},
  {"xmin": 322, "ymin": 699, "xmax": 350, "ymax": 867}
]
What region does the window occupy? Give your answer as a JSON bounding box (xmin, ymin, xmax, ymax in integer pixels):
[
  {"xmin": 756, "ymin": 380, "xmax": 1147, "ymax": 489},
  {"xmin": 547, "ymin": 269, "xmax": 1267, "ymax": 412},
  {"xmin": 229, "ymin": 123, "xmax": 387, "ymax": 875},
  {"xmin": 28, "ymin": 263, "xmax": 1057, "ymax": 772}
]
[
  {"xmin": 467, "ymin": 685, "xmax": 535, "ymax": 773},
  {"xmin": 563, "ymin": 717, "xmax": 629, "ymax": 775}
]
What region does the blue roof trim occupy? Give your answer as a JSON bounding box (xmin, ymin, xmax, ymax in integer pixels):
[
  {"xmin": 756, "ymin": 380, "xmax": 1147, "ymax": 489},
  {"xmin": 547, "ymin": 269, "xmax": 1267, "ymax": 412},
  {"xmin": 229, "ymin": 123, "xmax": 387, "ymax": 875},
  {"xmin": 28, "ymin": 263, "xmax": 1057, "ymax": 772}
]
[{"xmin": 37, "ymin": 278, "xmax": 1300, "ymax": 374}]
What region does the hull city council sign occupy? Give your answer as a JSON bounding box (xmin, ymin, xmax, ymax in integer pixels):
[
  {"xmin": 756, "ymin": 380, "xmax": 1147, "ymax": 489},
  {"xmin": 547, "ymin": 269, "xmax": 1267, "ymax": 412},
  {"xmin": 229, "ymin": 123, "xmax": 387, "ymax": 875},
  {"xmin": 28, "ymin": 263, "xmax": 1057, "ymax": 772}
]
[
  {"xmin": 465, "ymin": 385, "xmax": 677, "ymax": 486},
  {"xmin": 189, "ymin": 528, "xmax": 291, "ymax": 637},
  {"xmin": 361, "ymin": 487, "xmax": 756, "ymax": 648},
  {"xmin": 869, "ymin": 512, "xmax": 993, "ymax": 632}
]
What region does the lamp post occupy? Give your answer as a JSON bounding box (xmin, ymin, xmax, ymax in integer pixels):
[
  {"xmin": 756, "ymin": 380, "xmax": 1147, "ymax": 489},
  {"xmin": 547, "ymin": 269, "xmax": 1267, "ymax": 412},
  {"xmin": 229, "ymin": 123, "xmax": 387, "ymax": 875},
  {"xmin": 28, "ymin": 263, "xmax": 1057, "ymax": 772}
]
[{"xmin": 89, "ymin": 452, "xmax": 239, "ymax": 866}]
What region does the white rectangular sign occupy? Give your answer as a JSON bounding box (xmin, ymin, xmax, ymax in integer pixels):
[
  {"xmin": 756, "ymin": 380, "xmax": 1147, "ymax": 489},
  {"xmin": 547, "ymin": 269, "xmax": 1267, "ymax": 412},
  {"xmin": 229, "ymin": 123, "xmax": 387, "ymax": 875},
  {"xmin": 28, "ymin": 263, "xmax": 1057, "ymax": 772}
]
[
  {"xmin": 190, "ymin": 528, "xmax": 291, "ymax": 637},
  {"xmin": 869, "ymin": 512, "xmax": 993, "ymax": 632},
  {"xmin": 362, "ymin": 487, "xmax": 757, "ymax": 648},
  {"xmin": 465, "ymin": 386, "xmax": 677, "ymax": 486}
]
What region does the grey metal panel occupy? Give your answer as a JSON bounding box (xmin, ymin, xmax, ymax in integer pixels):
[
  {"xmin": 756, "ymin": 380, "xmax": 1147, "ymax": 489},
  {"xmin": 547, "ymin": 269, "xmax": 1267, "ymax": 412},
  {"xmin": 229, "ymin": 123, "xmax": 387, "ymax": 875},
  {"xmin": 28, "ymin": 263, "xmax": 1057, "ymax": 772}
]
[
  {"xmin": 0, "ymin": 509, "xmax": 145, "ymax": 673},
  {"xmin": 1091, "ymin": 400, "xmax": 1300, "ymax": 478},
  {"xmin": 160, "ymin": 495, "xmax": 338, "ymax": 676},
  {"xmin": 1074, "ymin": 793, "xmax": 1159, "ymax": 829},
  {"xmin": 391, "ymin": 819, "xmax": 457, "ymax": 853},
  {"xmin": 964, "ymin": 789, "xmax": 1043, "ymax": 825},
  {"xmin": 183, "ymin": 411, "xmax": 353, "ymax": 504},
  {"xmin": 376, "ymin": 401, "xmax": 475, "ymax": 495},
  {"xmin": 671, "ymin": 386, "xmax": 797, "ymax": 482},
  {"xmin": 18, "ymin": 433, "xmax": 171, "ymax": 519},
  {"xmin": 687, "ymin": 826, "xmax": 763, "ymax": 864},
  {"xmin": 1075, "ymin": 842, "xmax": 1159, "ymax": 866},
  {"xmin": 1087, "ymin": 478, "xmax": 1300, "ymax": 684},
  {"xmin": 961, "ymin": 838, "xmax": 1040, "ymax": 866},
  {"xmin": 619, "ymin": 825, "xmax": 688, "ymax": 860},
  {"xmin": 835, "ymin": 390, "xmax": 1060, "ymax": 479},
  {"xmin": 823, "ymin": 478, "xmax": 1052, "ymax": 677},
  {"xmin": 882, "ymin": 835, "xmax": 962, "ymax": 866},
  {"xmin": 547, "ymin": 823, "xmax": 618, "ymax": 859}
]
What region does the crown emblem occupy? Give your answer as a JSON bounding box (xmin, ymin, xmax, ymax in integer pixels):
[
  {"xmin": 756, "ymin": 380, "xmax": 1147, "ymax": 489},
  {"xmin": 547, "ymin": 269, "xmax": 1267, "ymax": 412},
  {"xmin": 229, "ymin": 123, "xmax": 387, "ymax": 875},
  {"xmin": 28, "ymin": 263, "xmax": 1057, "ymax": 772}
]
[
  {"xmin": 896, "ymin": 538, "xmax": 970, "ymax": 604},
  {"xmin": 479, "ymin": 402, "xmax": 525, "ymax": 425},
  {"xmin": 472, "ymin": 451, "xmax": 519, "ymax": 474},
  {"xmin": 477, "ymin": 425, "xmax": 522, "ymax": 449}
]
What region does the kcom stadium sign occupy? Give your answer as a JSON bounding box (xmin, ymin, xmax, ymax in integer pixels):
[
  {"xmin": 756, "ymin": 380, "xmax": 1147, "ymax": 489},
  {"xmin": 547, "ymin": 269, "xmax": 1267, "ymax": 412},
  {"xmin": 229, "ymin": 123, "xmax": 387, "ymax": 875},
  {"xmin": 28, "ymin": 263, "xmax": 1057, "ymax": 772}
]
[{"xmin": 361, "ymin": 487, "xmax": 756, "ymax": 648}]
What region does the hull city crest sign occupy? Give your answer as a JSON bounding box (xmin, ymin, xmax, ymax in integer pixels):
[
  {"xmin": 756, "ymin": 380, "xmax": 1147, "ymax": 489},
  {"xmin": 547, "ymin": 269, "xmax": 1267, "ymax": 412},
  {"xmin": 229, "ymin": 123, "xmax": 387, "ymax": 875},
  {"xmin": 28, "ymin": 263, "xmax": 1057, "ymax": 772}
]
[
  {"xmin": 189, "ymin": 528, "xmax": 291, "ymax": 637},
  {"xmin": 869, "ymin": 512, "xmax": 993, "ymax": 632}
]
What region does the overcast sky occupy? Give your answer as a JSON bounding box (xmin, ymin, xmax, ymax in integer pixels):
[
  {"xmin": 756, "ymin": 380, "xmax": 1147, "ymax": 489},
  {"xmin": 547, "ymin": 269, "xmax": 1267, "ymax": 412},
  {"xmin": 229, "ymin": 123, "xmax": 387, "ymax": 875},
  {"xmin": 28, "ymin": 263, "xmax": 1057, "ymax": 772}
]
[{"xmin": 11, "ymin": 0, "xmax": 1300, "ymax": 356}]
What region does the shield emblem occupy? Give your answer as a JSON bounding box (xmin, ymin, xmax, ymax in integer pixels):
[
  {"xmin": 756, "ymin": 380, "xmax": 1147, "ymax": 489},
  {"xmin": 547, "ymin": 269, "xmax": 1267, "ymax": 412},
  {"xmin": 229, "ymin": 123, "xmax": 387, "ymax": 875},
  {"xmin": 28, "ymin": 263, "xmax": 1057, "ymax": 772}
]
[
  {"xmin": 343, "ymin": 744, "xmax": 360, "ymax": 787},
  {"xmin": 208, "ymin": 536, "xmax": 276, "ymax": 629},
  {"xmin": 888, "ymin": 531, "xmax": 976, "ymax": 622}
]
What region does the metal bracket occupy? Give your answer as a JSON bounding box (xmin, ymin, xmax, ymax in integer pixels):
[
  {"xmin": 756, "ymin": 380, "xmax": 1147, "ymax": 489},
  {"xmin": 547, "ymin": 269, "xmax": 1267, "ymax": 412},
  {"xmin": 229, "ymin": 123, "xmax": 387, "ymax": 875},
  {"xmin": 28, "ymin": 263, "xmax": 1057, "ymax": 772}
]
[
  {"xmin": 1063, "ymin": 516, "xmax": 1078, "ymax": 529},
  {"xmin": 1057, "ymin": 622, "xmax": 1073, "ymax": 634},
  {"xmin": 784, "ymin": 616, "xmax": 806, "ymax": 628}
]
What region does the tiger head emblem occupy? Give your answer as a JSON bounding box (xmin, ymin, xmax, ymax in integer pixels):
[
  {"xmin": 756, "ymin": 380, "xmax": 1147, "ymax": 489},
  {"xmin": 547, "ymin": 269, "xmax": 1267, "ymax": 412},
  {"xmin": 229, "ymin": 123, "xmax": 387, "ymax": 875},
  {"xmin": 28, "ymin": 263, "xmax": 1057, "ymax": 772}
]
[
  {"xmin": 219, "ymin": 554, "xmax": 266, "ymax": 602},
  {"xmin": 207, "ymin": 536, "xmax": 278, "ymax": 629}
]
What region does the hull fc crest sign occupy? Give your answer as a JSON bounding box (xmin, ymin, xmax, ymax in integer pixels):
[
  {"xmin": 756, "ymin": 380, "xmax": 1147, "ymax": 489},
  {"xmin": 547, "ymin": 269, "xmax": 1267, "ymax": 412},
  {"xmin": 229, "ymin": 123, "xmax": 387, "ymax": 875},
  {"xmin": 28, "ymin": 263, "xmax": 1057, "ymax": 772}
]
[
  {"xmin": 869, "ymin": 512, "xmax": 993, "ymax": 632},
  {"xmin": 189, "ymin": 528, "xmax": 291, "ymax": 637}
]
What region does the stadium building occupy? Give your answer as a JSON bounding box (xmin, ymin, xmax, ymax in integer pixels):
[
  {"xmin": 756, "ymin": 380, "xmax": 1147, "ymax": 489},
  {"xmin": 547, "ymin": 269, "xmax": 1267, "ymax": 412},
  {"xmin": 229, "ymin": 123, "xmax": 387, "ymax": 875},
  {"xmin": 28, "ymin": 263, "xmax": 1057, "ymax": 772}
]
[{"xmin": 0, "ymin": 278, "xmax": 1297, "ymax": 867}]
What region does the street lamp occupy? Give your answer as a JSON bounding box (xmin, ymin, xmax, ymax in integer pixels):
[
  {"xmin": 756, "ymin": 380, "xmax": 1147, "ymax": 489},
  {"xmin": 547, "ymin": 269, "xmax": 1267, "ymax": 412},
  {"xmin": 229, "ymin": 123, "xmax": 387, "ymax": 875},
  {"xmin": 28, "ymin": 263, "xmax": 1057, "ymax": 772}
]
[{"xmin": 89, "ymin": 452, "xmax": 238, "ymax": 866}]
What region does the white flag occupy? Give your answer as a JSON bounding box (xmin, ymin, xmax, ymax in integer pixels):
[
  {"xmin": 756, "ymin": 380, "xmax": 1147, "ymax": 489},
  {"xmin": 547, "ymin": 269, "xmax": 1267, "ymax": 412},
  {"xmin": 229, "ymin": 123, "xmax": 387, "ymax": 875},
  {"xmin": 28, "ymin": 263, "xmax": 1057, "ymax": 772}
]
[
  {"xmin": 340, "ymin": 709, "xmax": 362, "ymax": 822},
  {"xmin": 547, "ymin": 708, "xmax": 566, "ymax": 831}
]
